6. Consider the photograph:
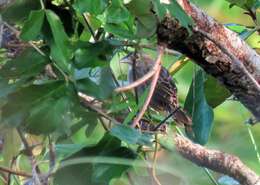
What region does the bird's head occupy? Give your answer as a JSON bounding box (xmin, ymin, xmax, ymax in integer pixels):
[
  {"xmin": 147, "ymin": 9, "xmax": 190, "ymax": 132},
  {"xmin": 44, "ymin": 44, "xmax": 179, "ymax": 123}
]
[{"xmin": 120, "ymin": 52, "xmax": 154, "ymax": 68}]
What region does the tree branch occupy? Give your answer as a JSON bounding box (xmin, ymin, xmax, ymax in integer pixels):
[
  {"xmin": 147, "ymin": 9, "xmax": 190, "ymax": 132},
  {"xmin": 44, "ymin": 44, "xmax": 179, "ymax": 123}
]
[
  {"xmin": 174, "ymin": 135, "xmax": 260, "ymax": 185},
  {"xmin": 157, "ymin": 0, "xmax": 260, "ymax": 120}
]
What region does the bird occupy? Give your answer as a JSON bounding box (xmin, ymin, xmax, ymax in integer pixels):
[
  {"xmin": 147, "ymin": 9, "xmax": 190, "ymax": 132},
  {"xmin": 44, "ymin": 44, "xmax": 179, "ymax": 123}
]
[{"xmin": 121, "ymin": 52, "xmax": 193, "ymax": 133}]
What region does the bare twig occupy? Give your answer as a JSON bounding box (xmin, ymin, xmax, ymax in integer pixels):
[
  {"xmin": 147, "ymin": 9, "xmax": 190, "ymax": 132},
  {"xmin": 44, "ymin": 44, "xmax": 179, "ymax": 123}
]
[
  {"xmin": 115, "ymin": 68, "xmax": 158, "ymax": 93},
  {"xmin": 131, "ymin": 48, "xmax": 164, "ymax": 127},
  {"xmin": 78, "ymin": 92, "xmax": 119, "ymax": 125},
  {"xmin": 174, "ymin": 134, "xmax": 260, "ymax": 185},
  {"xmin": 152, "ymin": 134, "xmax": 162, "ymax": 185},
  {"xmin": 0, "ymin": 166, "xmax": 32, "ymax": 178}
]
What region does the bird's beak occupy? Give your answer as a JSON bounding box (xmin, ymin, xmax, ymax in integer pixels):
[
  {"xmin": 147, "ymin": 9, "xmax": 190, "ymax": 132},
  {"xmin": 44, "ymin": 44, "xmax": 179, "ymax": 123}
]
[{"xmin": 120, "ymin": 53, "xmax": 133, "ymax": 65}]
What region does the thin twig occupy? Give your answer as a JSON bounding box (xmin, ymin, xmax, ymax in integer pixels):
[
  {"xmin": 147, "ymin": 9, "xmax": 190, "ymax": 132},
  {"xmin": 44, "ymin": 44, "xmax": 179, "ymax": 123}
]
[
  {"xmin": 131, "ymin": 48, "xmax": 164, "ymax": 127},
  {"xmin": 3, "ymin": 22, "xmax": 46, "ymax": 56},
  {"xmin": 82, "ymin": 13, "xmax": 97, "ymax": 42},
  {"xmin": 152, "ymin": 134, "xmax": 162, "ymax": 185},
  {"xmin": 0, "ymin": 166, "xmax": 32, "ymax": 178},
  {"xmin": 78, "ymin": 92, "xmax": 119, "ymax": 125}
]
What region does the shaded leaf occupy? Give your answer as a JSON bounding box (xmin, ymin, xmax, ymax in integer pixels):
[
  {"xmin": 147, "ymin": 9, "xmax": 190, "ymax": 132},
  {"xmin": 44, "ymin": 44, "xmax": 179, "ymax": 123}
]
[
  {"xmin": 204, "ymin": 75, "xmax": 231, "ymax": 108},
  {"xmin": 106, "ymin": 0, "xmax": 130, "ymax": 24},
  {"xmin": 126, "ymin": 0, "xmax": 151, "ymax": 16},
  {"xmin": 136, "ymin": 14, "xmax": 157, "ymax": 38},
  {"xmin": 74, "ymin": 41, "xmax": 115, "ymax": 68},
  {"xmin": 110, "ymin": 124, "xmax": 152, "ymax": 146},
  {"xmin": 1, "ymin": 81, "xmax": 67, "ymax": 128},
  {"xmin": 76, "ymin": 67, "xmax": 116, "ymax": 100},
  {"xmin": 20, "ymin": 10, "xmax": 45, "ymax": 41},
  {"xmin": 0, "ymin": 127, "xmax": 21, "ymax": 165},
  {"xmin": 45, "ymin": 10, "xmax": 72, "ymax": 73},
  {"xmin": 0, "ymin": 48, "xmax": 48, "ymax": 80},
  {"xmin": 184, "ymin": 70, "xmax": 214, "ymax": 145},
  {"xmin": 1, "ymin": 0, "xmax": 40, "ymax": 23},
  {"xmin": 25, "ymin": 95, "xmax": 71, "ymax": 134},
  {"xmin": 53, "ymin": 144, "xmax": 85, "ymax": 161},
  {"xmin": 54, "ymin": 134, "xmax": 136, "ymax": 185},
  {"xmin": 152, "ymin": 0, "xmax": 167, "ymax": 20}
]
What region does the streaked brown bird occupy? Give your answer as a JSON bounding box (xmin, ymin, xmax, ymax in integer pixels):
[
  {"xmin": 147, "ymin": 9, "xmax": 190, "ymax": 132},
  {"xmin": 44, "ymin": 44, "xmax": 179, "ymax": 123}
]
[{"xmin": 122, "ymin": 52, "xmax": 193, "ymax": 133}]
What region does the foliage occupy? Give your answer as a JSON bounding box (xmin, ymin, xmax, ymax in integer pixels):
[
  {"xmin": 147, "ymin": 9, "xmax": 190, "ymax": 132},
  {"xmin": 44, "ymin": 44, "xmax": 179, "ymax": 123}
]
[{"xmin": 0, "ymin": 0, "xmax": 259, "ymax": 184}]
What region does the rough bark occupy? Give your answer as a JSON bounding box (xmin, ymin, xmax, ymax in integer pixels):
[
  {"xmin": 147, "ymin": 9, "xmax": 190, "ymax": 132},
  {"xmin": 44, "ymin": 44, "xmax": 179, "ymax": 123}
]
[
  {"xmin": 175, "ymin": 135, "xmax": 260, "ymax": 185},
  {"xmin": 157, "ymin": 0, "xmax": 260, "ymax": 120}
]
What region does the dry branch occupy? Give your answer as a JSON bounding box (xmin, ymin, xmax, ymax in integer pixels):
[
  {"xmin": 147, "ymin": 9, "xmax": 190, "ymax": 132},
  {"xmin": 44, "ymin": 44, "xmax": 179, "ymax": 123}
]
[
  {"xmin": 174, "ymin": 135, "xmax": 260, "ymax": 185},
  {"xmin": 157, "ymin": 0, "xmax": 260, "ymax": 120}
]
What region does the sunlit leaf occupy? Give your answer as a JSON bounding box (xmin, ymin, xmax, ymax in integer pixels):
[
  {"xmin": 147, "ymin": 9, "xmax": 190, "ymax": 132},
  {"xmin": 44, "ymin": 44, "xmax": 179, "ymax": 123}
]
[
  {"xmin": 20, "ymin": 10, "xmax": 45, "ymax": 41},
  {"xmin": 106, "ymin": 0, "xmax": 130, "ymax": 24},
  {"xmin": 73, "ymin": 0, "xmax": 108, "ymax": 15},
  {"xmin": 226, "ymin": 0, "xmax": 256, "ymax": 10}
]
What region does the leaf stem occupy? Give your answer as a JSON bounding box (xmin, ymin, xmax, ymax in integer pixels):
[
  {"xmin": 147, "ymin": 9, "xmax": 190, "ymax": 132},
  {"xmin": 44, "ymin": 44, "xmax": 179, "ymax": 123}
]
[
  {"xmin": 40, "ymin": 0, "xmax": 45, "ymax": 9},
  {"xmin": 247, "ymin": 125, "xmax": 260, "ymax": 165}
]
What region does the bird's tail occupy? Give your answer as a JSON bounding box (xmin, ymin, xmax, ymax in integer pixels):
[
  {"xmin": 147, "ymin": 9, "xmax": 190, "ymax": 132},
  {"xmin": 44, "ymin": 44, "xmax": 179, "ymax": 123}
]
[{"xmin": 172, "ymin": 108, "xmax": 194, "ymax": 137}]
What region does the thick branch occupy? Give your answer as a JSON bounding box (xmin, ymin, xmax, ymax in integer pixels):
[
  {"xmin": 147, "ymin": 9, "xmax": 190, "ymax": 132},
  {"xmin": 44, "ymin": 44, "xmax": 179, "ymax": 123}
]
[
  {"xmin": 174, "ymin": 135, "xmax": 260, "ymax": 185},
  {"xmin": 157, "ymin": 0, "xmax": 260, "ymax": 120}
]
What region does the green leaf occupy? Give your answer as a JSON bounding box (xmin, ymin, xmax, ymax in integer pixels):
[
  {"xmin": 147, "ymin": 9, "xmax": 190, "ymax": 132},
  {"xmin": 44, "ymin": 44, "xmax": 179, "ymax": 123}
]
[
  {"xmin": 20, "ymin": 10, "xmax": 45, "ymax": 41},
  {"xmin": 73, "ymin": 0, "xmax": 108, "ymax": 15},
  {"xmin": 184, "ymin": 70, "xmax": 214, "ymax": 145},
  {"xmin": 0, "ymin": 127, "xmax": 21, "ymax": 166},
  {"xmin": 25, "ymin": 96, "xmax": 71, "ymax": 134},
  {"xmin": 110, "ymin": 124, "xmax": 152, "ymax": 146},
  {"xmin": 136, "ymin": 14, "xmax": 157, "ymax": 38},
  {"xmin": 51, "ymin": 144, "xmax": 85, "ymax": 162},
  {"xmin": 1, "ymin": 0, "xmax": 41, "ymax": 23},
  {"xmin": 76, "ymin": 67, "xmax": 116, "ymax": 100},
  {"xmin": 45, "ymin": 10, "xmax": 72, "ymax": 73},
  {"xmin": 152, "ymin": 0, "xmax": 167, "ymax": 20},
  {"xmin": 166, "ymin": 0, "xmax": 193, "ymax": 31},
  {"xmin": 1, "ymin": 81, "xmax": 67, "ymax": 128},
  {"xmin": 226, "ymin": 0, "xmax": 256, "ymax": 10},
  {"xmin": 104, "ymin": 22, "xmax": 135, "ymax": 39},
  {"xmin": 106, "ymin": 0, "xmax": 130, "ymax": 24},
  {"xmin": 126, "ymin": 0, "xmax": 152, "ymax": 16},
  {"xmin": 204, "ymin": 75, "xmax": 231, "ymax": 108},
  {"xmin": 54, "ymin": 134, "xmax": 136, "ymax": 185},
  {"xmin": 0, "ymin": 48, "xmax": 48, "ymax": 80},
  {"xmin": 74, "ymin": 41, "xmax": 115, "ymax": 68},
  {"xmin": 92, "ymin": 147, "xmax": 136, "ymax": 183}
]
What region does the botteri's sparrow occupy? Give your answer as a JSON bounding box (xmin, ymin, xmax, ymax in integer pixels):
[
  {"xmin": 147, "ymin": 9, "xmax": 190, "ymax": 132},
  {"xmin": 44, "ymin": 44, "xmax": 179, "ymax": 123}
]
[{"xmin": 121, "ymin": 52, "xmax": 193, "ymax": 133}]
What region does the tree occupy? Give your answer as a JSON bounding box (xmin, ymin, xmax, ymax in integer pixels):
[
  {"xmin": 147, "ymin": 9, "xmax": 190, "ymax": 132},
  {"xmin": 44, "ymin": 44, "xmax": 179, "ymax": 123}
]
[{"xmin": 0, "ymin": 0, "xmax": 260, "ymax": 185}]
